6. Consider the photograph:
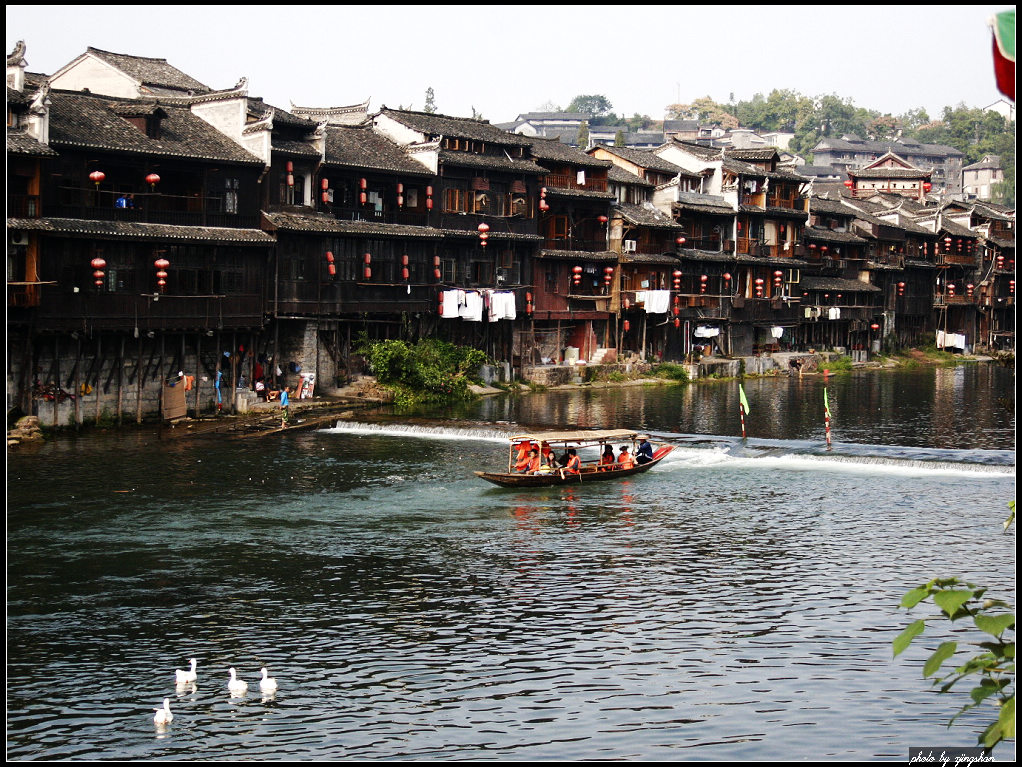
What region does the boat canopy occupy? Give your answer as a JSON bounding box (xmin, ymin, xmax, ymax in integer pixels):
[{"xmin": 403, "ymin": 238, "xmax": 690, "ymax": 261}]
[{"xmin": 507, "ymin": 429, "xmax": 640, "ymax": 446}]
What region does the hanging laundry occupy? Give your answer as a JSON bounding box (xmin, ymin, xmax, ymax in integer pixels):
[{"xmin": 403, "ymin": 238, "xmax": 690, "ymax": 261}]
[
  {"xmin": 644, "ymin": 290, "xmax": 671, "ymax": 314},
  {"xmin": 441, "ymin": 290, "xmax": 461, "ymax": 318},
  {"xmin": 459, "ymin": 291, "xmax": 484, "ymax": 321}
]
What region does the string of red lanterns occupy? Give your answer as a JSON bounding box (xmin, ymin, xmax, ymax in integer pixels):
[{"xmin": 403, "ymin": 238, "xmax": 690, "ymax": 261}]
[
  {"xmin": 91, "ymin": 256, "xmax": 106, "ymax": 288},
  {"xmin": 154, "ymin": 257, "xmax": 170, "ymax": 292},
  {"xmin": 478, "ymin": 222, "xmax": 489, "ymax": 248},
  {"xmin": 325, "ymin": 251, "xmax": 336, "ymax": 277}
]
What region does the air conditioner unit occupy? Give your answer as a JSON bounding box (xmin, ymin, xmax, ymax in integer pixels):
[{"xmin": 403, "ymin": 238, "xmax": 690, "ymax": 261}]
[
  {"xmin": 623, "ymin": 240, "xmax": 637, "ymax": 252},
  {"xmin": 11, "ymin": 232, "xmax": 29, "ymax": 246}
]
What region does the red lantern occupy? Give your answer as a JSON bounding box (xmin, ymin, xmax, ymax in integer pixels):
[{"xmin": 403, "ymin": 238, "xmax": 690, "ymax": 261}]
[
  {"xmin": 426, "ymin": 185, "xmax": 433, "ymax": 210},
  {"xmin": 966, "ymin": 283, "xmax": 974, "ymax": 296},
  {"xmin": 923, "ymin": 182, "xmax": 932, "ymax": 192},
  {"xmin": 723, "ymin": 272, "xmax": 731, "ymax": 282},
  {"xmin": 364, "ymin": 266, "xmax": 372, "ymax": 280},
  {"xmin": 843, "ymin": 180, "xmax": 853, "ymax": 189},
  {"xmin": 360, "ymin": 178, "xmax": 367, "ymax": 189},
  {"xmin": 326, "ymin": 251, "xmax": 335, "ymax": 263},
  {"xmin": 1009, "ymin": 280, "xmax": 1015, "ymax": 294},
  {"xmin": 363, "ymin": 253, "xmax": 371, "ymax": 265},
  {"xmin": 897, "ymin": 281, "xmax": 905, "ymax": 296},
  {"xmin": 572, "ymin": 265, "xmax": 583, "ymax": 274},
  {"xmin": 286, "ymin": 161, "xmax": 293, "ymax": 173},
  {"xmin": 623, "ymin": 297, "xmax": 630, "ymax": 310},
  {"xmin": 947, "ymin": 284, "xmax": 956, "ymax": 296},
  {"xmin": 598, "ymin": 215, "xmax": 608, "ymax": 224},
  {"xmin": 674, "ymin": 318, "xmax": 681, "ymax": 328},
  {"xmin": 623, "ymin": 320, "xmax": 630, "ymax": 332},
  {"xmin": 676, "ymin": 236, "xmax": 686, "ymax": 245},
  {"xmin": 321, "ymin": 178, "xmax": 329, "ymax": 190},
  {"xmin": 154, "ymin": 258, "xmax": 170, "ymax": 270},
  {"xmin": 90, "ymin": 257, "xmax": 107, "ymax": 270},
  {"xmin": 539, "ymin": 199, "xmax": 549, "ymax": 211},
  {"xmin": 434, "ymin": 268, "xmax": 442, "ymax": 280},
  {"xmin": 156, "ymin": 270, "xmax": 168, "ymax": 280},
  {"xmin": 478, "ymin": 223, "xmax": 490, "ymax": 233},
  {"xmin": 870, "ymin": 323, "xmax": 880, "ymax": 331},
  {"xmin": 89, "ymin": 170, "xmax": 105, "ymax": 187},
  {"xmin": 402, "ymin": 267, "xmax": 409, "ymax": 281}
]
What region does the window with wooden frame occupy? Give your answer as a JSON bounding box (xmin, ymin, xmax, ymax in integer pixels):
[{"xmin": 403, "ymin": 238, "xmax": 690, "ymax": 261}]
[
  {"xmin": 544, "ymin": 265, "xmax": 558, "ymax": 294},
  {"xmin": 441, "ymin": 258, "xmax": 456, "ymax": 283},
  {"xmin": 444, "ymin": 187, "xmax": 468, "ymax": 213}
]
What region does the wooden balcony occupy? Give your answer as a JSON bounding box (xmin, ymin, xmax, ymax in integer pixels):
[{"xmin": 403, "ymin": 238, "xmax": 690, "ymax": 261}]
[
  {"xmin": 544, "ymin": 173, "xmax": 608, "ymax": 192},
  {"xmin": 28, "ymin": 289, "xmax": 265, "ymax": 332}
]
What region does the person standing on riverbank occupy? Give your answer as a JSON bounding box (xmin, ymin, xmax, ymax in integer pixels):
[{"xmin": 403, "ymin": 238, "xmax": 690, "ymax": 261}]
[{"xmin": 280, "ymin": 386, "xmax": 290, "ymax": 428}]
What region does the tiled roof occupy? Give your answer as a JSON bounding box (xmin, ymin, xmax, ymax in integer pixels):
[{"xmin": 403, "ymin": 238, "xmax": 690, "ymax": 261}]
[
  {"xmin": 86, "ymin": 47, "xmax": 211, "ymax": 94},
  {"xmin": 802, "ymin": 225, "xmax": 867, "ymax": 244},
  {"xmin": 263, "ymin": 211, "xmax": 442, "ymax": 238},
  {"xmin": 7, "ymin": 86, "xmax": 30, "ymax": 108},
  {"xmin": 379, "ymin": 108, "xmax": 534, "ymax": 146},
  {"xmin": 598, "ymin": 145, "xmax": 686, "ymax": 174},
  {"xmin": 536, "ymin": 249, "xmax": 617, "ymax": 262},
  {"xmin": 615, "ymin": 202, "xmax": 682, "ymax": 229},
  {"xmin": 271, "ymin": 138, "xmax": 321, "ymax": 157},
  {"xmin": 666, "ymin": 139, "xmax": 722, "ymax": 161},
  {"xmin": 724, "ymin": 158, "xmax": 809, "ymax": 183},
  {"xmin": 622, "ymin": 251, "xmax": 683, "ymax": 265},
  {"xmin": 8, "ymin": 217, "xmax": 273, "ymax": 244},
  {"xmin": 323, "ymin": 126, "xmax": 433, "ymax": 176},
  {"xmin": 7, "ymin": 128, "xmax": 59, "ymax": 157},
  {"xmin": 800, "ymin": 276, "xmax": 882, "ymax": 293},
  {"xmin": 726, "ymin": 148, "xmax": 778, "ymax": 162},
  {"xmin": 516, "ymin": 112, "xmax": 591, "ymax": 121},
  {"xmin": 606, "ymin": 164, "xmax": 653, "ymax": 186},
  {"xmin": 437, "ymin": 149, "xmax": 546, "ymax": 174},
  {"xmin": 851, "ymin": 167, "xmax": 930, "ymax": 179},
  {"xmin": 672, "ymin": 192, "xmax": 733, "ymax": 215},
  {"xmin": 528, "ymin": 136, "xmax": 612, "ymax": 167},
  {"xmin": 813, "ymin": 135, "xmax": 964, "ymax": 159},
  {"xmin": 809, "ymin": 196, "xmax": 856, "ymax": 216},
  {"xmin": 544, "ymin": 186, "xmax": 616, "ymax": 200},
  {"xmin": 969, "ymin": 201, "xmax": 1014, "ymax": 222},
  {"xmin": 963, "ymin": 155, "xmax": 1001, "ymax": 171},
  {"xmin": 247, "ymin": 99, "xmax": 319, "ymax": 130},
  {"xmin": 46, "ymin": 90, "xmax": 263, "ymax": 165}
]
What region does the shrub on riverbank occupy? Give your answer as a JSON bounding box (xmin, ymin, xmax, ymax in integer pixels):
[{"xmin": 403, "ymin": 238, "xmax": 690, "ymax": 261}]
[
  {"xmin": 651, "ymin": 363, "xmax": 690, "ymax": 383},
  {"xmin": 357, "ymin": 337, "xmax": 490, "ymax": 405}
]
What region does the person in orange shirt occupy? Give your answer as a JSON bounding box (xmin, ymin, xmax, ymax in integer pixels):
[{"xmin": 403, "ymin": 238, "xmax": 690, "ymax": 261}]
[
  {"xmin": 525, "ymin": 449, "xmax": 542, "ymax": 474},
  {"xmin": 599, "ymin": 445, "xmax": 615, "ymax": 470},
  {"xmin": 563, "ymin": 448, "xmax": 582, "ymax": 474},
  {"xmin": 617, "ymin": 445, "xmax": 635, "ymax": 470}
]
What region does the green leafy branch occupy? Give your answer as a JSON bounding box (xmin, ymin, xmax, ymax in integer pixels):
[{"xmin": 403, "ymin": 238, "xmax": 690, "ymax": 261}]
[{"xmin": 893, "ymin": 576, "xmax": 1015, "ymax": 750}]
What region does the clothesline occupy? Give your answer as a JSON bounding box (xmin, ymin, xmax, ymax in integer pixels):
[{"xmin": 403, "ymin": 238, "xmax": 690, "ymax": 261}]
[{"xmin": 440, "ymin": 289, "xmax": 517, "ymax": 322}]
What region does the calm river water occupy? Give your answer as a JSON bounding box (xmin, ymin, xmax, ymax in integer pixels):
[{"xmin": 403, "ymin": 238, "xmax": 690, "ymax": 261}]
[{"xmin": 6, "ymin": 364, "xmax": 1015, "ymax": 761}]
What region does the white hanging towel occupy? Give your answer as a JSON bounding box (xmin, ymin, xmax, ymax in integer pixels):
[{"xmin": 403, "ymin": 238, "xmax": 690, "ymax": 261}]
[
  {"xmin": 441, "ymin": 290, "xmax": 461, "ymax": 319},
  {"xmin": 460, "ymin": 291, "xmax": 484, "ymax": 321},
  {"xmin": 771, "ymin": 326, "xmax": 784, "ymax": 339},
  {"xmin": 644, "ymin": 290, "xmax": 671, "ymax": 314},
  {"xmin": 576, "ymin": 170, "xmax": 586, "ymax": 185}
]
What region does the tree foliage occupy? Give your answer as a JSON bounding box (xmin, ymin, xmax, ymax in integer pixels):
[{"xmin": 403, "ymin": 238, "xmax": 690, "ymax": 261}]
[
  {"xmin": 567, "ymin": 94, "xmax": 613, "ymax": 118},
  {"xmin": 893, "ymin": 502, "xmax": 1016, "ymax": 752},
  {"xmin": 357, "ymin": 337, "xmax": 489, "ymax": 406}
]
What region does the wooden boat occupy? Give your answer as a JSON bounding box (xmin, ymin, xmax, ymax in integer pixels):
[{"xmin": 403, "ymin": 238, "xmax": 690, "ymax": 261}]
[{"xmin": 475, "ymin": 428, "xmax": 674, "ymax": 488}]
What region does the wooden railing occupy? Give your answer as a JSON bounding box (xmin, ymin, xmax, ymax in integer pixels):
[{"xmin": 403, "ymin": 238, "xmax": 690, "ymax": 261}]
[{"xmin": 544, "ymin": 174, "xmax": 608, "ymax": 192}]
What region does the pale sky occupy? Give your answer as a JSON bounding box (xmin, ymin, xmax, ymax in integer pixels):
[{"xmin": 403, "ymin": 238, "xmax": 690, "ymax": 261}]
[{"xmin": 6, "ymin": 5, "xmax": 1014, "ymax": 125}]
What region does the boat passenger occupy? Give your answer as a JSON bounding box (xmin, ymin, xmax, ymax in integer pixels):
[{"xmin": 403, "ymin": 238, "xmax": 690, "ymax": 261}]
[
  {"xmin": 564, "ymin": 449, "xmax": 581, "ymax": 474},
  {"xmin": 599, "ymin": 445, "xmax": 616, "ymax": 469},
  {"xmin": 617, "ymin": 446, "xmax": 635, "ymax": 470},
  {"xmin": 540, "ymin": 442, "xmax": 556, "ymax": 467},
  {"xmin": 636, "ymin": 437, "xmax": 654, "ymax": 465},
  {"xmin": 525, "ymin": 449, "xmax": 544, "ymax": 474}
]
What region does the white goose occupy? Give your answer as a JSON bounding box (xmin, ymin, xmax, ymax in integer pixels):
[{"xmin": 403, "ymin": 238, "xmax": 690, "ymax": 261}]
[
  {"xmin": 175, "ymin": 658, "xmax": 198, "ymax": 685},
  {"xmin": 259, "ymin": 667, "xmax": 278, "ymax": 694},
  {"xmin": 153, "ymin": 698, "xmax": 173, "ymax": 726},
  {"xmin": 227, "ymin": 667, "xmax": 248, "ymax": 695}
]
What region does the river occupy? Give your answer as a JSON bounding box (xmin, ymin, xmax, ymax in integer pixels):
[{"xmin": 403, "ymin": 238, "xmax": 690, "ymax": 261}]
[{"xmin": 6, "ymin": 364, "xmax": 1015, "ymax": 760}]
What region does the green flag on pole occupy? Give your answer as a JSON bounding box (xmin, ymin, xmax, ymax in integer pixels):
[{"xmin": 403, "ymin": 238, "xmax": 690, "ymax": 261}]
[
  {"xmin": 824, "ymin": 387, "xmax": 831, "ymax": 418},
  {"xmin": 739, "ymin": 384, "xmax": 750, "ymax": 414}
]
